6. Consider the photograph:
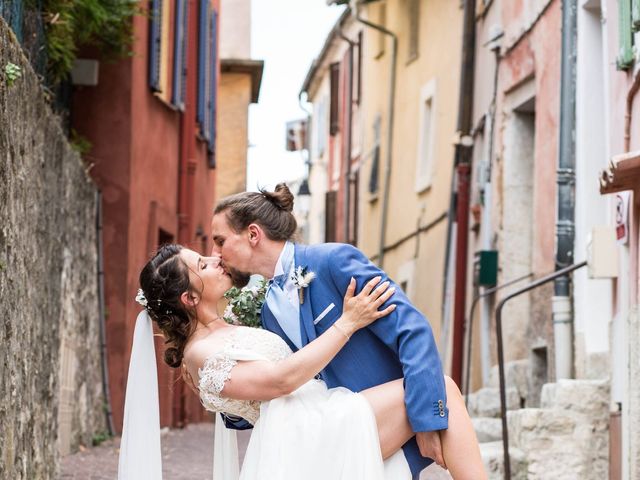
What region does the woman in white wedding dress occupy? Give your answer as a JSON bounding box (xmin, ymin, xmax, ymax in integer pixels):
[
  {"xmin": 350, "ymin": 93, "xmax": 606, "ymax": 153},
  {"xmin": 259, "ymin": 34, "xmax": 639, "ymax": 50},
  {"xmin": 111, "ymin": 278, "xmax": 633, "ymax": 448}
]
[{"xmin": 134, "ymin": 244, "xmax": 485, "ymax": 480}]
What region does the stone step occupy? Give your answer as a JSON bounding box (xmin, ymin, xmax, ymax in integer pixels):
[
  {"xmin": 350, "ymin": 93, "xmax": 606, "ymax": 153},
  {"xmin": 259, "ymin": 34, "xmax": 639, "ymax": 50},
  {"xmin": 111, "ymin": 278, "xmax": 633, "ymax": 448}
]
[
  {"xmin": 472, "ymin": 417, "xmax": 503, "ymax": 443},
  {"xmin": 479, "ymin": 441, "xmax": 527, "ymax": 480},
  {"xmin": 540, "ymin": 379, "xmax": 609, "ymax": 417},
  {"xmin": 467, "ymin": 387, "xmax": 521, "ymax": 418},
  {"xmin": 488, "ymin": 359, "xmax": 530, "ymax": 401}
]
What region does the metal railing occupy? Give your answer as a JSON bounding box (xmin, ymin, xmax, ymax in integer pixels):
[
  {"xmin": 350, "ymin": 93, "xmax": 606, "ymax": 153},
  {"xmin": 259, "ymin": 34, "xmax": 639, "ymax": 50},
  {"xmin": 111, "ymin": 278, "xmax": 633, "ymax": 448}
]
[
  {"xmin": 495, "ymin": 260, "xmax": 587, "ymax": 479},
  {"xmin": 463, "ymin": 272, "xmax": 534, "ymax": 402}
]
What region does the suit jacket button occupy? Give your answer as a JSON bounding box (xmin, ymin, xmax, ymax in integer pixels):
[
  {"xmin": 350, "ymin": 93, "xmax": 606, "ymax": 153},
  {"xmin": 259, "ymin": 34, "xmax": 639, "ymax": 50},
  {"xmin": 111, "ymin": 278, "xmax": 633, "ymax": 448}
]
[{"xmin": 439, "ymin": 411, "xmax": 446, "ymax": 417}]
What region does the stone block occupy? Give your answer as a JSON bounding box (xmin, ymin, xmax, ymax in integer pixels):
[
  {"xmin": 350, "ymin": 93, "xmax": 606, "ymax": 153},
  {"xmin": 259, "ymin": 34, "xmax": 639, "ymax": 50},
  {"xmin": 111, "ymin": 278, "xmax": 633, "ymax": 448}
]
[
  {"xmin": 480, "ymin": 441, "xmax": 527, "ymax": 480},
  {"xmin": 472, "ymin": 417, "xmax": 503, "ymax": 443},
  {"xmin": 467, "ymin": 387, "xmax": 521, "ymax": 418}
]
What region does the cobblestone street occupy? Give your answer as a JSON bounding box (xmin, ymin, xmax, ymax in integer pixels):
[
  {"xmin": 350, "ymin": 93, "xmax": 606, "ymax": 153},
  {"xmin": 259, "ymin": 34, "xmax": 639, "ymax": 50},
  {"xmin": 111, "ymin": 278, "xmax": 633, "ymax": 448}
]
[
  {"xmin": 59, "ymin": 422, "xmax": 451, "ymax": 479},
  {"xmin": 59, "ymin": 423, "xmax": 251, "ymax": 480}
]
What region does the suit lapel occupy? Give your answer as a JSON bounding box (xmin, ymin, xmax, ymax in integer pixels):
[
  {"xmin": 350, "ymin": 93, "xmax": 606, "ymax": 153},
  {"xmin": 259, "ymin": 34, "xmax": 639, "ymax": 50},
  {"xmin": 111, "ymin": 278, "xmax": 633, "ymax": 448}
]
[{"xmin": 294, "ymin": 244, "xmax": 317, "ymax": 344}]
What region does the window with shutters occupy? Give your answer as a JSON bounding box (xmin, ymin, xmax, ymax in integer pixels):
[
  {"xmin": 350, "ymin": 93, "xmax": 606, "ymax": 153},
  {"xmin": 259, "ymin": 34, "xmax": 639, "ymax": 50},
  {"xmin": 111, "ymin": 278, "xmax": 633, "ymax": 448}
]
[
  {"xmin": 618, "ymin": 0, "xmax": 635, "ymax": 69},
  {"xmin": 196, "ymin": 1, "xmax": 218, "ymax": 167},
  {"xmin": 197, "ymin": 0, "xmax": 210, "ymax": 133},
  {"xmin": 407, "ymin": 0, "xmax": 420, "ymax": 62},
  {"xmin": 329, "ymin": 62, "xmax": 340, "ymax": 136},
  {"xmin": 172, "ymin": 0, "xmax": 188, "ymax": 110},
  {"xmin": 207, "ymin": 10, "xmax": 218, "ymax": 168},
  {"xmin": 148, "ymin": 0, "xmax": 163, "ymax": 91},
  {"xmin": 415, "ymin": 79, "xmax": 437, "ymax": 192}
]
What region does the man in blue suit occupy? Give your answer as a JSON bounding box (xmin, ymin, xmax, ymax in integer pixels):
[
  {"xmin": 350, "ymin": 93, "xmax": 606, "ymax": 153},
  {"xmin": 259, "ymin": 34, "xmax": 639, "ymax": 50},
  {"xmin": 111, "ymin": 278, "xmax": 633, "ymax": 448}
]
[{"xmin": 211, "ymin": 184, "xmax": 448, "ymax": 478}]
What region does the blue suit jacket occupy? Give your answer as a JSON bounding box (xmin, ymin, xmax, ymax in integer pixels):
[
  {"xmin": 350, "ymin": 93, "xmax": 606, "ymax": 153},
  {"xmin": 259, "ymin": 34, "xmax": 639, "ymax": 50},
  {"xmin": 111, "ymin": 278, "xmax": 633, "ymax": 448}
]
[{"xmin": 225, "ymin": 243, "xmax": 448, "ymax": 477}]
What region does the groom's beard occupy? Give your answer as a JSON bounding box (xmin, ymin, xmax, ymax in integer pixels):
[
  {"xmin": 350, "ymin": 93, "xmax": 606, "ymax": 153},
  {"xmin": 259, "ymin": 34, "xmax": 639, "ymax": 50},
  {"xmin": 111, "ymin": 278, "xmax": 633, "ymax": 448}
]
[{"xmin": 229, "ymin": 267, "xmax": 251, "ymax": 288}]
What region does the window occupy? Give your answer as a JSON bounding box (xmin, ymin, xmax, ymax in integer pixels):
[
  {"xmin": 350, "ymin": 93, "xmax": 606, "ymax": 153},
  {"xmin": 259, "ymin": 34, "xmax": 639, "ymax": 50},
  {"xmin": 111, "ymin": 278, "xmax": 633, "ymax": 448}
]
[
  {"xmin": 314, "ymin": 96, "xmax": 328, "ymax": 157},
  {"xmin": 197, "ymin": 0, "xmax": 218, "ymax": 167},
  {"xmin": 407, "ymin": 0, "xmax": 420, "ymax": 62},
  {"xmin": 207, "ymin": 10, "xmax": 218, "ymax": 167},
  {"xmin": 329, "ymin": 62, "xmax": 340, "ymax": 136},
  {"xmin": 148, "ymin": 0, "xmax": 163, "ymax": 91},
  {"xmin": 618, "ymin": 0, "xmax": 634, "ymax": 69},
  {"xmin": 197, "ymin": 0, "xmax": 210, "ymax": 131},
  {"xmin": 415, "ymin": 79, "xmax": 437, "ymax": 192},
  {"xmin": 171, "ymin": 0, "xmax": 188, "ymax": 110}
]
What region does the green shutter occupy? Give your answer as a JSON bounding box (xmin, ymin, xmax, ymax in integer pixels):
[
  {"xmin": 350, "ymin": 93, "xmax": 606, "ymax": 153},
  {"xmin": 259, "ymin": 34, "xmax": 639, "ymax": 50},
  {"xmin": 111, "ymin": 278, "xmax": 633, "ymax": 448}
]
[
  {"xmin": 618, "ymin": 0, "xmax": 634, "ymax": 70},
  {"xmin": 633, "ymin": 0, "xmax": 640, "ymax": 31}
]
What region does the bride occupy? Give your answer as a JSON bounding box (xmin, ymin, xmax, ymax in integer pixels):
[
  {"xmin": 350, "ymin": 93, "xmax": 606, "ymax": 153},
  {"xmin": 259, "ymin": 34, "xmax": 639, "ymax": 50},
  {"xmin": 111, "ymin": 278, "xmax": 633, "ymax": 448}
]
[{"xmin": 120, "ymin": 244, "xmax": 486, "ymax": 479}]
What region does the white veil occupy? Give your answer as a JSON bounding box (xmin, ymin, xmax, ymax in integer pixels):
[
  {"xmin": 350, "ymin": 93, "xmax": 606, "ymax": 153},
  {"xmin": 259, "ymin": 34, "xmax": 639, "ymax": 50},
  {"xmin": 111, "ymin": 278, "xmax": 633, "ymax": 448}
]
[
  {"xmin": 118, "ymin": 311, "xmax": 163, "ymax": 479},
  {"xmin": 118, "ymin": 309, "xmax": 240, "ymax": 480}
]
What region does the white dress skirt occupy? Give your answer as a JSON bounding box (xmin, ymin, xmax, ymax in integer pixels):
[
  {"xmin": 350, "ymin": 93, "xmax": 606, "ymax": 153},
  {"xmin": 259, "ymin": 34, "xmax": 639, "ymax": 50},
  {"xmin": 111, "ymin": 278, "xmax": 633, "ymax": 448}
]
[{"xmin": 200, "ymin": 327, "xmax": 412, "ymax": 480}]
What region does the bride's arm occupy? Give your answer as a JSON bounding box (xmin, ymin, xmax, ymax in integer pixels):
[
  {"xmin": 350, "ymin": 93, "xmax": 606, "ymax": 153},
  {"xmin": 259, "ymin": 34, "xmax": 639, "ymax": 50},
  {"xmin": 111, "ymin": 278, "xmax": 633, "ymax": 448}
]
[{"xmin": 217, "ymin": 277, "xmax": 395, "ymax": 402}]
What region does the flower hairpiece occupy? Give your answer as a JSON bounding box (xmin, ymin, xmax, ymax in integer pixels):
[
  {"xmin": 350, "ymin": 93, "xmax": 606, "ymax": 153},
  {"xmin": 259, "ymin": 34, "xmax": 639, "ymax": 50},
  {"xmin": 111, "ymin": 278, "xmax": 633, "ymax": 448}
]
[
  {"xmin": 135, "ymin": 289, "xmax": 148, "ymax": 308},
  {"xmin": 291, "ymin": 266, "xmax": 315, "ymax": 304}
]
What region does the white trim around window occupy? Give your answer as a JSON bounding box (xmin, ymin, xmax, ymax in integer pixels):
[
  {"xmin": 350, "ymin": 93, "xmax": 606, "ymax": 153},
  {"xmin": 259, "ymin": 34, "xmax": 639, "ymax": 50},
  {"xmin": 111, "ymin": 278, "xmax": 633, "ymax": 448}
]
[{"xmin": 415, "ymin": 78, "xmax": 438, "ymax": 193}]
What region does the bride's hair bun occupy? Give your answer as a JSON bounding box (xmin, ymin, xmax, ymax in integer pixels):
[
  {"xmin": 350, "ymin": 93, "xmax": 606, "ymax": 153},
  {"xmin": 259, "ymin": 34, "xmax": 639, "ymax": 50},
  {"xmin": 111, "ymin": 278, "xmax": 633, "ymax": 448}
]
[{"xmin": 261, "ymin": 183, "xmax": 294, "ymax": 212}]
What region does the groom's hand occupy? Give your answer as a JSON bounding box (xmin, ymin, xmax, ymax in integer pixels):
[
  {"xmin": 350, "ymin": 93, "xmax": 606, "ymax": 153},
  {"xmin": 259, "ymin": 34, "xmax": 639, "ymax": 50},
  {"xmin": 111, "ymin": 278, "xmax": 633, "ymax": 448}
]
[{"xmin": 416, "ymin": 430, "xmax": 446, "ymax": 469}]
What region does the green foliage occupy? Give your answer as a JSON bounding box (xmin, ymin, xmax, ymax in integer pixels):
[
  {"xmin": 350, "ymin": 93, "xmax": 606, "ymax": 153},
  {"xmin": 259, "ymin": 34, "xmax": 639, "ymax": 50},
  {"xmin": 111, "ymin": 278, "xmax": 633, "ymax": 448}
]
[
  {"xmin": 69, "ymin": 128, "xmax": 93, "ymax": 155},
  {"xmin": 38, "ymin": 0, "xmax": 142, "ymax": 84},
  {"xmin": 5, "ymin": 62, "xmax": 22, "ymax": 87},
  {"xmin": 91, "ymin": 431, "xmax": 111, "ymax": 446},
  {"xmin": 223, "ymin": 280, "xmax": 268, "ymax": 329}
]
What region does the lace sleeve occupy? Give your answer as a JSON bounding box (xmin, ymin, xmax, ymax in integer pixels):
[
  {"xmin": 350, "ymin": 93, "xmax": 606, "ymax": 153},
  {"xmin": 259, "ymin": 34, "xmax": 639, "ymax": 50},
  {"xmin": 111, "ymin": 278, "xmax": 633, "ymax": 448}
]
[{"xmin": 198, "ymin": 354, "xmax": 237, "ymax": 410}]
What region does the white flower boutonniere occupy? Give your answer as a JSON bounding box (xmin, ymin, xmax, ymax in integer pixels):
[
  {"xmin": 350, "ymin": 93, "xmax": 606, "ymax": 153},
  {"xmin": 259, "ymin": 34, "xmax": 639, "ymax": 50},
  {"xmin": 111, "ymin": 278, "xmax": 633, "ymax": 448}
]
[{"xmin": 291, "ymin": 266, "xmax": 316, "ymax": 304}]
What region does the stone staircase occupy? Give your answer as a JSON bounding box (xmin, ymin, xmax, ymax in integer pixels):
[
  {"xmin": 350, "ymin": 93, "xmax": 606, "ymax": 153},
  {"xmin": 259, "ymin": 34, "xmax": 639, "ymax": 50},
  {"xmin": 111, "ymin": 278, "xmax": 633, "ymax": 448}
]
[{"xmin": 466, "ymin": 361, "xmax": 609, "ymax": 479}]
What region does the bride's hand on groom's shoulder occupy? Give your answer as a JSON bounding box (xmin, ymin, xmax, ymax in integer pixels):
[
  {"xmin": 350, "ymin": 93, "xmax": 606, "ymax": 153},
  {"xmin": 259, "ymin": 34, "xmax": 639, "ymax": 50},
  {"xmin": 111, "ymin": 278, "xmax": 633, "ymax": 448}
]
[
  {"xmin": 338, "ymin": 276, "xmax": 397, "ymax": 336},
  {"xmin": 416, "ymin": 430, "xmax": 447, "ymax": 470}
]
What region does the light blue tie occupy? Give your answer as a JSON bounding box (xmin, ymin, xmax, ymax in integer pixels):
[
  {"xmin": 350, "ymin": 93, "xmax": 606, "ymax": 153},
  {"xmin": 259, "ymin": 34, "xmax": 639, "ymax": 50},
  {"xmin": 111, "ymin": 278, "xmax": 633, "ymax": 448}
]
[{"xmin": 265, "ymin": 273, "xmax": 302, "ymax": 348}]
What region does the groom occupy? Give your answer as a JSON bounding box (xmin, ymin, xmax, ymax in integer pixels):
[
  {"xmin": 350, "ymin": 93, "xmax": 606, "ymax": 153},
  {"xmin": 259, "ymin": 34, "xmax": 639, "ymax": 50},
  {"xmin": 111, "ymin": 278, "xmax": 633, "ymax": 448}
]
[{"xmin": 211, "ymin": 184, "xmax": 448, "ymax": 478}]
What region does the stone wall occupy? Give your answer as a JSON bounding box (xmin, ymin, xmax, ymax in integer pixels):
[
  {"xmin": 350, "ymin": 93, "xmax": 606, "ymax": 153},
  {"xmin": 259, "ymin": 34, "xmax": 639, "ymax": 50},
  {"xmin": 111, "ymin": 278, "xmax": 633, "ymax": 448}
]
[{"xmin": 0, "ymin": 18, "xmax": 105, "ymax": 479}]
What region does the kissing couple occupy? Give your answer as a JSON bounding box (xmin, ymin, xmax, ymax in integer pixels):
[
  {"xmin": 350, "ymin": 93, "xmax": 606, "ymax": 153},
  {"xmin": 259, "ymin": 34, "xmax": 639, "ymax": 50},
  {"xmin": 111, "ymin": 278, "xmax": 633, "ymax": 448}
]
[{"xmin": 119, "ymin": 183, "xmax": 486, "ymax": 479}]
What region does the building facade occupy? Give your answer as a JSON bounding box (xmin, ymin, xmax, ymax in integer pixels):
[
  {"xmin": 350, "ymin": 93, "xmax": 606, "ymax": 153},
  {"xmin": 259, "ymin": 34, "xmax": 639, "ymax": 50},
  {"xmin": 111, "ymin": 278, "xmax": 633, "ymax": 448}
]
[
  {"xmin": 72, "ymin": 0, "xmax": 222, "ymax": 430},
  {"xmin": 303, "ymin": 0, "xmax": 463, "ymax": 353}
]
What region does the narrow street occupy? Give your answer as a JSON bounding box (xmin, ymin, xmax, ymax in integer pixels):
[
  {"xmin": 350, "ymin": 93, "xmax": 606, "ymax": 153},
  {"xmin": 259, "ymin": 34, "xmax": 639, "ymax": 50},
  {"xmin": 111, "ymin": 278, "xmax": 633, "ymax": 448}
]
[
  {"xmin": 59, "ymin": 422, "xmax": 452, "ymax": 479},
  {"xmin": 58, "ymin": 424, "xmax": 251, "ymax": 480}
]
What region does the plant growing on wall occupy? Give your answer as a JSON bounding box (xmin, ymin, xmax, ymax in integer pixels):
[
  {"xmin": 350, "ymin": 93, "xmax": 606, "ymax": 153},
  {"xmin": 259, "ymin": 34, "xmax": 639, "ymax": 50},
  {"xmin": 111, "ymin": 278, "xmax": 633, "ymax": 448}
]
[
  {"xmin": 4, "ymin": 62, "xmax": 22, "ymax": 87},
  {"xmin": 33, "ymin": 0, "xmax": 142, "ymax": 84}
]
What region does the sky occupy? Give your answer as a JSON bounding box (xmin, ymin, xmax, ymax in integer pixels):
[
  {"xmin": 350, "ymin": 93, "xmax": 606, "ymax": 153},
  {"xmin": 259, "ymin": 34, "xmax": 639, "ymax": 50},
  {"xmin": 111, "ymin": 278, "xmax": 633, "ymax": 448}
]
[{"xmin": 246, "ymin": 0, "xmax": 345, "ymax": 192}]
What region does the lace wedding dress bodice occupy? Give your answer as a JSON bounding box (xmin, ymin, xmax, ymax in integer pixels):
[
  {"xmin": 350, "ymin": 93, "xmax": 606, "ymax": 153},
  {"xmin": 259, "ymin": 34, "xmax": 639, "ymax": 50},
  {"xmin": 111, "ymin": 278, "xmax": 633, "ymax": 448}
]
[{"xmin": 198, "ymin": 326, "xmax": 292, "ymax": 425}]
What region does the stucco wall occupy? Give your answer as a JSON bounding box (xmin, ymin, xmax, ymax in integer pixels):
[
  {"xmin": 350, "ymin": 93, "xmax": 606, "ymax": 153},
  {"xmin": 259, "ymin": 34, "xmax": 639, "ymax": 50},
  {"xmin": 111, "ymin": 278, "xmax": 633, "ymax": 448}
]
[{"xmin": 0, "ymin": 18, "xmax": 104, "ymax": 479}]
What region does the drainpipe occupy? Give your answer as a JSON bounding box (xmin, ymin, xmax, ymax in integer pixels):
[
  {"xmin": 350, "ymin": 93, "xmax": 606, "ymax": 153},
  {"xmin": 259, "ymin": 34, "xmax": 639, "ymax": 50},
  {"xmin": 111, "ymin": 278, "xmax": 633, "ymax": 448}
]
[
  {"xmin": 337, "ymin": 29, "xmax": 355, "ymax": 245},
  {"xmin": 96, "ymin": 191, "xmax": 115, "ymax": 435},
  {"xmin": 555, "ymin": 0, "xmax": 577, "ymax": 380},
  {"xmin": 350, "ymin": 0, "xmax": 397, "ymax": 269},
  {"xmin": 450, "ymin": 0, "xmax": 477, "ymax": 386}
]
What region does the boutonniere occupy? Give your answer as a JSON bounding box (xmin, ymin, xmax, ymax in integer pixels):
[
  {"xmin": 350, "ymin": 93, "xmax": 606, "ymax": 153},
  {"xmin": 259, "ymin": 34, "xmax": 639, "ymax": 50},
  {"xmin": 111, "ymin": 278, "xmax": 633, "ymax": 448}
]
[{"xmin": 291, "ymin": 266, "xmax": 316, "ymax": 304}]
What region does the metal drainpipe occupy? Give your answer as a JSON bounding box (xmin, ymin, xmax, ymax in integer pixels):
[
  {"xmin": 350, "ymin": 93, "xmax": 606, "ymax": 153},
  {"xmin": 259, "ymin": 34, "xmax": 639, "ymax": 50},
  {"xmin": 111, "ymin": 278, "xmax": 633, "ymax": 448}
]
[
  {"xmin": 351, "ymin": 0, "xmax": 397, "ymax": 268},
  {"xmin": 337, "ymin": 29, "xmax": 355, "ymax": 245},
  {"xmin": 96, "ymin": 191, "xmax": 115, "ymax": 435},
  {"xmin": 451, "ymin": 0, "xmax": 477, "ymax": 385},
  {"xmin": 555, "ymin": 0, "xmax": 577, "ymax": 380}
]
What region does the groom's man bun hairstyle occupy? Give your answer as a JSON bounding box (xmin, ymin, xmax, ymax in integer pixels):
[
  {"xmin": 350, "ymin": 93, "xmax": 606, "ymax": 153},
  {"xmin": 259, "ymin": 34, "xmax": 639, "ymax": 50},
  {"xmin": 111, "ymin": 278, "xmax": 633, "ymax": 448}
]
[
  {"xmin": 139, "ymin": 244, "xmax": 197, "ymax": 368},
  {"xmin": 214, "ymin": 182, "xmax": 297, "ymax": 241}
]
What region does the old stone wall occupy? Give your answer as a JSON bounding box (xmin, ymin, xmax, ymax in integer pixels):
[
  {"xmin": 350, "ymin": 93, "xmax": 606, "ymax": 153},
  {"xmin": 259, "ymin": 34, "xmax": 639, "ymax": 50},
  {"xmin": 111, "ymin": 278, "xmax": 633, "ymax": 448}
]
[{"xmin": 0, "ymin": 18, "xmax": 105, "ymax": 479}]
